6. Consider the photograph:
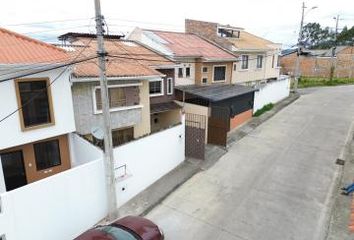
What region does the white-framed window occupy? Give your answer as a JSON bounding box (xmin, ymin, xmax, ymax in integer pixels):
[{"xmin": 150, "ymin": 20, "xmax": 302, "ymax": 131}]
[
  {"xmin": 272, "ymin": 55, "xmax": 275, "ymax": 68},
  {"xmin": 167, "ymin": 78, "xmax": 173, "ymax": 95},
  {"xmin": 92, "ymin": 83, "xmax": 142, "ymax": 114},
  {"xmin": 213, "ymin": 65, "xmax": 227, "ymax": 82},
  {"xmin": 202, "ymin": 78, "xmax": 208, "ymax": 84},
  {"xmin": 233, "ymin": 64, "xmax": 237, "ymax": 71},
  {"xmin": 257, "ymin": 55, "xmax": 263, "ymax": 69},
  {"xmin": 241, "ymin": 55, "xmax": 249, "ymax": 69},
  {"xmin": 277, "ymin": 55, "xmax": 281, "ymax": 67},
  {"xmin": 149, "ymin": 79, "xmax": 164, "ymax": 97},
  {"xmin": 202, "ymin": 66, "xmax": 208, "ymax": 73}
]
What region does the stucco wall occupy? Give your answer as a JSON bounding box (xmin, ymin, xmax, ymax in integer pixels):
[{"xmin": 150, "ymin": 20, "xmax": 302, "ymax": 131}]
[
  {"xmin": 71, "ymin": 80, "xmax": 143, "ymax": 136},
  {"xmin": 196, "ymin": 61, "xmax": 234, "ymax": 85},
  {"xmin": 134, "ymin": 80, "xmax": 151, "ymax": 138},
  {"xmin": 0, "ymin": 68, "xmax": 76, "ymax": 150}
]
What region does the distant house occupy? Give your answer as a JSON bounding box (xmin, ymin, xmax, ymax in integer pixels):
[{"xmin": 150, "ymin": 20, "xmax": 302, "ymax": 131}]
[
  {"xmin": 0, "ymin": 28, "xmax": 79, "ymax": 192},
  {"xmin": 129, "ymin": 28, "xmax": 256, "ymax": 147},
  {"xmin": 58, "ymin": 33, "xmax": 182, "ymax": 146},
  {"xmin": 280, "ymin": 46, "xmax": 354, "ymax": 78},
  {"xmin": 185, "ymin": 19, "xmax": 282, "ymax": 85}
]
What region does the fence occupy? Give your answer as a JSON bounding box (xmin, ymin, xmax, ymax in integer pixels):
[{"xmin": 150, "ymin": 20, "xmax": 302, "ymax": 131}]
[{"xmin": 253, "ymin": 76, "xmax": 290, "ymax": 113}]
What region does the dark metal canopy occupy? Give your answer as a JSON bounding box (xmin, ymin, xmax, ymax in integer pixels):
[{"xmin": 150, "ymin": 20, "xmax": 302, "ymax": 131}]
[
  {"xmin": 175, "ymin": 84, "xmax": 256, "ymax": 102},
  {"xmin": 150, "ymin": 102, "xmax": 181, "ymax": 114}
]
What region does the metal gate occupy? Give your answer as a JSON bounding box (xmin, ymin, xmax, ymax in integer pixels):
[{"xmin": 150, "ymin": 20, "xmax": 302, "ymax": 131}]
[
  {"xmin": 185, "ymin": 113, "xmax": 206, "ymax": 160},
  {"xmin": 207, "ymin": 106, "xmax": 230, "ymax": 147}
]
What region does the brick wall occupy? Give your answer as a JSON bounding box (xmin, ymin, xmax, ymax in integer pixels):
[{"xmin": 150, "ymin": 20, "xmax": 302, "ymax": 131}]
[
  {"xmin": 280, "ymin": 47, "xmax": 354, "ymax": 78},
  {"xmin": 229, "ymin": 109, "xmax": 253, "ymax": 130},
  {"xmin": 185, "ymin": 19, "xmax": 233, "ymax": 51}
]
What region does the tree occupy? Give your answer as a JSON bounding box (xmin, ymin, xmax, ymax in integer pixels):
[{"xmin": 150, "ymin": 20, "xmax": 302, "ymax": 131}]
[
  {"xmin": 337, "ymin": 26, "xmax": 354, "ymax": 45},
  {"xmin": 301, "ymin": 23, "xmax": 335, "ymax": 49}
]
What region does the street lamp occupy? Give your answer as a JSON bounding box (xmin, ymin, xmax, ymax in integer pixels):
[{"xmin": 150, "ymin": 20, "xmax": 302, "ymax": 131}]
[{"xmin": 293, "ymin": 2, "xmax": 318, "ymax": 92}]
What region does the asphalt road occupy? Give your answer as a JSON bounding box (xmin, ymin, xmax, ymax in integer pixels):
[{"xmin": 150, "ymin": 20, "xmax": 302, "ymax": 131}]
[{"xmin": 146, "ymin": 86, "xmax": 354, "ymax": 240}]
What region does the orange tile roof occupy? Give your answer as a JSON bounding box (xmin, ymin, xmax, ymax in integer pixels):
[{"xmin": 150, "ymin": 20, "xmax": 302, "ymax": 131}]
[
  {"xmin": 0, "ymin": 28, "xmax": 69, "ymax": 64},
  {"xmin": 228, "ymin": 31, "xmax": 276, "ymax": 51},
  {"xmin": 146, "ymin": 30, "xmax": 236, "ymax": 60},
  {"xmin": 70, "ymin": 38, "xmax": 174, "ymax": 78}
]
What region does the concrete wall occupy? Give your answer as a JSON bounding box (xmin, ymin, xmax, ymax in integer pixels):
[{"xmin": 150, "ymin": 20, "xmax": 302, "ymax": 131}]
[
  {"xmin": 71, "ymin": 80, "xmax": 143, "ymax": 136},
  {"xmin": 68, "ymin": 133, "xmax": 103, "ymax": 167},
  {"xmin": 253, "ymin": 77, "xmax": 290, "ymax": 113},
  {"xmin": 174, "ymin": 62, "xmax": 196, "ymax": 86},
  {"xmin": 151, "ymin": 109, "xmax": 182, "ymax": 133},
  {"xmin": 0, "ymin": 159, "xmax": 107, "ymax": 240},
  {"xmin": 113, "ymin": 118, "xmax": 185, "ymax": 207},
  {"xmin": 134, "ymin": 80, "xmax": 151, "ymax": 138},
  {"xmin": 0, "ymin": 68, "xmax": 76, "ymax": 150},
  {"xmin": 196, "ymin": 61, "xmax": 233, "ymax": 85}
]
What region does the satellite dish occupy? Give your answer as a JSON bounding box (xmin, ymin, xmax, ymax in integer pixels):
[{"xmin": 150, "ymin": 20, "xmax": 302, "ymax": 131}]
[{"xmin": 91, "ymin": 126, "xmax": 104, "ymax": 140}]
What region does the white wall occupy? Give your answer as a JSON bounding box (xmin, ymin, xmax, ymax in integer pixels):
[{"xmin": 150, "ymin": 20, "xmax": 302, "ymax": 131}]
[
  {"xmin": 253, "ymin": 76, "xmax": 290, "ymax": 113},
  {"xmin": 113, "ymin": 118, "xmax": 185, "ymax": 207},
  {"xmin": 68, "ymin": 133, "xmax": 103, "ymax": 167},
  {"xmin": 0, "ymin": 67, "xmax": 76, "ymax": 150},
  {"xmin": 0, "ymin": 159, "xmax": 107, "ymax": 240},
  {"xmin": 0, "ymin": 155, "xmax": 5, "ymax": 193},
  {"xmin": 174, "ymin": 62, "xmax": 196, "ymax": 86}
]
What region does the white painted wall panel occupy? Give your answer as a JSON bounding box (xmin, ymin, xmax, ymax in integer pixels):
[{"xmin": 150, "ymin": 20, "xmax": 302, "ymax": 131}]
[
  {"xmin": 0, "ymin": 68, "xmax": 76, "ymax": 150},
  {"xmin": 253, "ymin": 76, "xmax": 290, "ymax": 113}
]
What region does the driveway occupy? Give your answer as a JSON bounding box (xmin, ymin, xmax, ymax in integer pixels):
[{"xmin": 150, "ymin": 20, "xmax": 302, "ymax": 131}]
[{"xmin": 146, "ymin": 86, "xmax": 354, "ymax": 240}]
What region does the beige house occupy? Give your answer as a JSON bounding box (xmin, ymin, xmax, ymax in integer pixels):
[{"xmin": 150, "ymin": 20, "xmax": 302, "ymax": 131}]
[{"xmin": 185, "ymin": 19, "xmax": 282, "ymax": 85}]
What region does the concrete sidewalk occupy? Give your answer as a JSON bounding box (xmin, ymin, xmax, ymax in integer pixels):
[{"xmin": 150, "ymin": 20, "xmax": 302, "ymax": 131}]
[{"xmin": 118, "ymin": 94, "xmax": 299, "ymax": 217}]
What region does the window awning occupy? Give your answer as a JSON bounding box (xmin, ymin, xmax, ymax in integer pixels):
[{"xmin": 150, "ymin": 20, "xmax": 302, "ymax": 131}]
[
  {"xmin": 175, "ymin": 84, "xmax": 255, "ymax": 102},
  {"xmin": 150, "ymin": 102, "xmax": 182, "ymax": 114}
]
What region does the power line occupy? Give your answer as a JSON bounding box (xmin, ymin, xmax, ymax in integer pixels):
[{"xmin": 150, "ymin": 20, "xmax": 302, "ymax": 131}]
[{"xmin": 1, "ymin": 17, "xmax": 92, "ymax": 27}]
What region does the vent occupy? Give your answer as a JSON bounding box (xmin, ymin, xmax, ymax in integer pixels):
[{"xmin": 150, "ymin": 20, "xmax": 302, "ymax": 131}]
[{"xmin": 336, "ymin": 158, "xmax": 345, "ymax": 166}]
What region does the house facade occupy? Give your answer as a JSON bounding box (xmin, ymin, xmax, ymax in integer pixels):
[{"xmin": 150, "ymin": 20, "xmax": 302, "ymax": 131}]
[
  {"xmin": 129, "ymin": 29, "xmax": 256, "ymax": 147},
  {"xmin": 280, "ymin": 46, "xmax": 354, "ymax": 78},
  {"xmin": 0, "ymin": 28, "xmax": 77, "ymax": 192},
  {"xmin": 59, "ymin": 33, "xmax": 182, "ymax": 146},
  {"xmin": 185, "ymin": 19, "xmax": 282, "ymax": 85}
]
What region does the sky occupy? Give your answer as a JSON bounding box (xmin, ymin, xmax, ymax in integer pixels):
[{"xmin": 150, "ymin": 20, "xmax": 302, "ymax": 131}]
[{"xmin": 1, "ymin": 0, "xmax": 354, "ymax": 48}]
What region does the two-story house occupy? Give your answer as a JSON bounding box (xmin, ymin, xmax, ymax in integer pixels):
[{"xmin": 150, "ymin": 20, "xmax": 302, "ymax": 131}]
[
  {"xmin": 58, "ymin": 33, "xmax": 182, "ymax": 146},
  {"xmin": 0, "ymin": 28, "xmax": 78, "ymax": 192},
  {"xmin": 129, "ymin": 29, "xmax": 256, "ymax": 146},
  {"xmin": 185, "ymin": 19, "xmax": 282, "ymax": 86}
]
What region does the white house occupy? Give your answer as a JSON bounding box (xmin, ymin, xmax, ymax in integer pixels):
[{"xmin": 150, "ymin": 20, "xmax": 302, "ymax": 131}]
[{"xmin": 0, "ymin": 28, "xmax": 80, "ymax": 193}]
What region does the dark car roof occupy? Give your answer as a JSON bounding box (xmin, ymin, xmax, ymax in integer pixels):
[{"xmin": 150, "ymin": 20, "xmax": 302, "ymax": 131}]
[
  {"xmin": 112, "ymin": 216, "xmax": 160, "ymax": 240},
  {"xmin": 75, "ymin": 228, "xmax": 115, "ymax": 240}
]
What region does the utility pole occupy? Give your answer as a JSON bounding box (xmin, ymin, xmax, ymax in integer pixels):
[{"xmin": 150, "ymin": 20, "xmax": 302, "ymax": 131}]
[
  {"xmin": 94, "ymin": 0, "xmax": 118, "ymax": 221},
  {"xmin": 294, "ymin": 2, "xmax": 306, "ymax": 93},
  {"xmin": 330, "ymin": 15, "xmax": 340, "ymax": 81}
]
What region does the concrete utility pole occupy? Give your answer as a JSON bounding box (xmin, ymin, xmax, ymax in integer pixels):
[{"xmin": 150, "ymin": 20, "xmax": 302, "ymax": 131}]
[
  {"xmin": 294, "ymin": 2, "xmax": 306, "ymax": 93},
  {"xmin": 294, "ymin": 2, "xmax": 317, "ymax": 92},
  {"xmin": 94, "ymin": 0, "xmax": 118, "ymax": 221},
  {"xmin": 330, "ymin": 15, "xmax": 340, "ymax": 81}
]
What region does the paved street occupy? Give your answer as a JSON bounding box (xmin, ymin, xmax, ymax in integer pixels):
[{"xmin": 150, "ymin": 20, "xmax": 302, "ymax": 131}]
[{"xmin": 147, "ymin": 86, "xmax": 354, "ymax": 240}]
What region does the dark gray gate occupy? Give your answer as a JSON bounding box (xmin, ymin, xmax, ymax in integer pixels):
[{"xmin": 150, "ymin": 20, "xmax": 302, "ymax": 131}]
[{"xmin": 185, "ymin": 113, "xmax": 206, "ymax": 160}]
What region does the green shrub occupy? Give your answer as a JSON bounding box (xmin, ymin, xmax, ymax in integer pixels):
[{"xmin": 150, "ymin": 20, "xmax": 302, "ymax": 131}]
[{"xmin": 254, "ymin": 103, "xmax": 274, "ymax": 117}]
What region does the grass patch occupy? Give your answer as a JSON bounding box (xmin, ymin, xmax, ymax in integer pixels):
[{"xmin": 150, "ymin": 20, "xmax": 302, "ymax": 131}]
[
  {"xmin": 254, "ymin": 103, "xmax": 274, "ymax": 117},
  {"xmin": 294, "ymin": 77, "xmax": 354, "ymax": 88}
]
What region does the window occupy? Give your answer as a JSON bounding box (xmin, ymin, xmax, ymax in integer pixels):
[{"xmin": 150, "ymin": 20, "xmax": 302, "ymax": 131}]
[
  {"xmin": 202, "ymin": 67, "xmax": 208, "ymax": 73},
  {"xmin": 34, "ymin": 139, "xmax": 61, "ymax": 171},
  {"xmin": 112, "ymin": 127, "xmax": 134, "ymax": 147},
  {"xmin": 272, "ymin": 55, "xmax": 275, "ymax": 68},
  {"xmin": 257, "ymin": 55, "xmax": 263, "ymax": 68},
  {"xmin": 149, "ymin": 79, "xmax": 163, "ymax": 96},
  {"xmin": 167, "ymin": 78, "xmax": 173, "ymax": 95},
  {"xmin": 241, "ymin": 55, "xmax": 249, "ymax": 69},
  {"xmin": 277, "ymin": 55, "xmax": 281, "ymax": 67},
  {"xmin": 95, "ymin": 87, "xmax": 126, "ymax": 111},
  {"xmin": 0, "ymin": 150, "xmax": 27, "ymax": 191},
  {"xmin": 16, "ymin": 78, "xmax": 53, "ymax": 129},
  {"xmin": 186, "ymin": 67, "xmax": 191, "ymax": 77},
  {"xmin": 178, "ymin": 68, "xmax": 183, "ymax": 78},
  {"xmin": 213, "ymin": 66, "xmax": 226, "ymax": 82},
  {"xmin": 202, "ymin": 78, "xmax": 208, "ymax": 84},
  {"xmin": 233, "ymin": 64, "xmax": 237, "ymax": 71},
  {"xmin": 217, "ymin": 28, "xmax": 240, "ymax": 38}
]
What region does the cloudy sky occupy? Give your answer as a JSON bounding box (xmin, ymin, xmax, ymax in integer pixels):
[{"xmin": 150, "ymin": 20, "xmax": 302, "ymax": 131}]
[{"xmin": 1, "ymin": 0, "xmax": 354, "ymax": 48}]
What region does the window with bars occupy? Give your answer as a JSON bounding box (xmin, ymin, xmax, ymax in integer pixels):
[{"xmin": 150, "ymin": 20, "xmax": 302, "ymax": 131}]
[
  {"xmin": 112, "ymin": 127, "xmax": 134, "ymax": 147},
  {"xmin": 213, "ymin": 66, "xmax": 226, "ymax": 82},
  {"xmin": 241, "ymin": 55, "xmax": 249, "ymax": 69},
  {"xmin": 95, "ymin": 87, "xmax": 126, "ymax": 110},
  {"xmin": 16, "ymin": 79, "xmax": 53, "ymax": 129},
  {"xmin": 149, "ymin": 80, "xmax": 163, "ymax": 96}
]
